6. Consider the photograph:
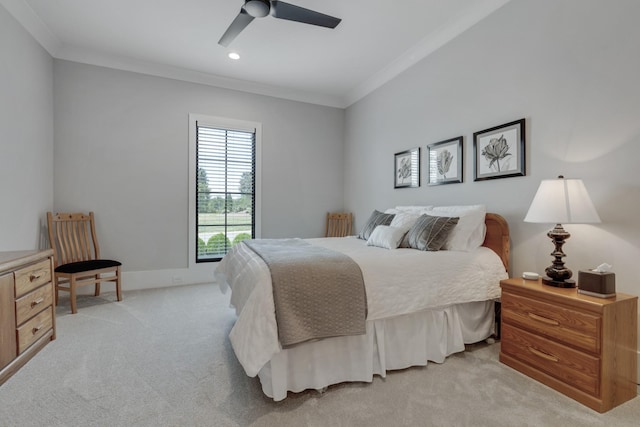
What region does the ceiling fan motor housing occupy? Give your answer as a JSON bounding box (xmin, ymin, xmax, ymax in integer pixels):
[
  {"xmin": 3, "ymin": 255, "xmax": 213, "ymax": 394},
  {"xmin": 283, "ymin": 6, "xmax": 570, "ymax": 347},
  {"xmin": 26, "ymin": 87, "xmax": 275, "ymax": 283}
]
[{"xmin": 244, "ymin": 0, "xmax": 270, "ymax": 18}]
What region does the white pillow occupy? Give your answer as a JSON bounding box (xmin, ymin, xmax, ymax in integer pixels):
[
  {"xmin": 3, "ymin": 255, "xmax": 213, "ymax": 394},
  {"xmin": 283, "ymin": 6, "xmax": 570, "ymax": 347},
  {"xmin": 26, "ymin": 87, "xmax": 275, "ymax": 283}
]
[
  {"xmin": 389, "ymin": 212, "xmax": 421, "ymax": 229},
  {"xmin": 427, "ymin": 205, "xmax": 487, "ymax": 251},
  {"xmin": 388, "ymin": 213, "xmax": 420, "ymax": 248},
  {"xmin": 394, "ymin": 205, "xmax": 433, "ymax": 214},
  {"xmin": 366, "ymin": 225, "xmax": 407, "ymax": 249}
]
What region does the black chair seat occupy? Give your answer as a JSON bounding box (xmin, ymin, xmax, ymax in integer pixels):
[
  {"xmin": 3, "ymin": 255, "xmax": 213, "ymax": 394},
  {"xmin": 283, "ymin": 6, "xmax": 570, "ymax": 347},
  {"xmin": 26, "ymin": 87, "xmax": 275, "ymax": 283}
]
[{"xmin": 55, "ymin": 259, "xmax": 122, "ymax": 274}]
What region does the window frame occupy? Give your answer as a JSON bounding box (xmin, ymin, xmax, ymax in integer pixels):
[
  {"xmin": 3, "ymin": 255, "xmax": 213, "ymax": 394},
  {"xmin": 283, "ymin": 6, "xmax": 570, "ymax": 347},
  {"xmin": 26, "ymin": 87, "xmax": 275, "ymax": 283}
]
[{"xmin": 188, "ymin": 114, "xmax": 262, "ymax": 267}]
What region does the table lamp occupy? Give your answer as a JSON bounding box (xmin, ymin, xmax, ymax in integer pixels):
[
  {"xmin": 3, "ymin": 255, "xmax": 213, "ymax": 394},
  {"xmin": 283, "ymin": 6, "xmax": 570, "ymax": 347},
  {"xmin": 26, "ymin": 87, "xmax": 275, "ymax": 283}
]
[{"xmin": 524, "ymin": 175, "xmax": 601, "ymax": 287}]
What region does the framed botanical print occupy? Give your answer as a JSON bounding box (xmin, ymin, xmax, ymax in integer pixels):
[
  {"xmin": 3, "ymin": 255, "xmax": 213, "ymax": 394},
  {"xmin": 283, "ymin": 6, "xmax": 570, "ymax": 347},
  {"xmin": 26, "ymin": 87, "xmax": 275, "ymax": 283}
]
[
  {"xmin": 473, "ymin": 118, "xmax": 525, "ymax": 181},
  {"xmin": 394, "ymin": 147, "xmax": 420, "ymax": 188},
  {"xmin": 427, "ymin": 136, "xmax": 463, "ymax": 185}
]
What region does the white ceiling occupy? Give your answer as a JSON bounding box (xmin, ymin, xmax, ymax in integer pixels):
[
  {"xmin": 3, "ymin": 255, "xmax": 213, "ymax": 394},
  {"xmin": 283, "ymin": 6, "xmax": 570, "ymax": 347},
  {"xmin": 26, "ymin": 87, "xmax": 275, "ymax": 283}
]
[{"xmin": 3, "ymin": 0, "xmax": 511, "ymax": 108}]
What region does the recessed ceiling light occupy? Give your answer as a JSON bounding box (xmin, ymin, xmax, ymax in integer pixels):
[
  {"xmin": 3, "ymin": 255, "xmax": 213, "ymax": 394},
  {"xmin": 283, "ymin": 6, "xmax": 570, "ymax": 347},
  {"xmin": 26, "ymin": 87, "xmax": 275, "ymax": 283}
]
[{"xmin": 228, "ymin": 52, "xmax": 240, "ymax": 60}]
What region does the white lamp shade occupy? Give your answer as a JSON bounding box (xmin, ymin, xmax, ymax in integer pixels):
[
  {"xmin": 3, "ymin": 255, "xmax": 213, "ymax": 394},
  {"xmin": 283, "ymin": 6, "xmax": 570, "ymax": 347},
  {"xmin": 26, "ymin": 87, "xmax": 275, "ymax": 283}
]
[{"xmin": 524, "ymin": 177, "xmax": 601, "ymax": 224}]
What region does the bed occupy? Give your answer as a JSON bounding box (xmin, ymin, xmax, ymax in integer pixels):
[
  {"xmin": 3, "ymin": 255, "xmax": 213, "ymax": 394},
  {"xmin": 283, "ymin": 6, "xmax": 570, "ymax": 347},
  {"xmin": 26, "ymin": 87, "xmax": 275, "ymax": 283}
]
[{"xmin": 216, "ymin": 207, "xmax": 510, "ymax": 401}]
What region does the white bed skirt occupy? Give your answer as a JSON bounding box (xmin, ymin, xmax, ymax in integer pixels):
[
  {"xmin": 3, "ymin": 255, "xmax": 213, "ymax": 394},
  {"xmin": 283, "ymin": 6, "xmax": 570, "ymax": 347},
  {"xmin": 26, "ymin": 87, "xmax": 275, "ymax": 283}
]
[{"xmin": 257, "ymin": 300, "xmax": 496, "ymax": 401}]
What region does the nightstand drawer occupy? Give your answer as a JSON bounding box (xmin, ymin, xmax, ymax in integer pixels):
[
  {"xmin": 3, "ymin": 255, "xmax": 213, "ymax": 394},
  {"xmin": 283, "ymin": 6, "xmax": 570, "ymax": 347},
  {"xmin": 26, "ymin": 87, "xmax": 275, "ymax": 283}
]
[
  {"xmin": 17, "ymin": 307, "xmax": 53, "ymax": 354},
  {"xmin": 15, "ymin": 283, "xmax": 53, "ymax": 326},
  {"xmin": 502, "ymin": 323, "xmax": 600, "ymax": 396},
  {"xmin": 502, "ymin": 291, "xmax": 600, "ymax": 354},
  {"xmin": 14, "ymin": 259, "xmax": 51, "ymax": 298}
]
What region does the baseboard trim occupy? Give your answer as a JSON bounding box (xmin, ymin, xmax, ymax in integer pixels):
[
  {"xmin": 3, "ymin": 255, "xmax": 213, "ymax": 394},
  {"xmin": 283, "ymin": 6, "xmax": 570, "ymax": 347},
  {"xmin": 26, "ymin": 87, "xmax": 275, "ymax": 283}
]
[
  {"xmin": 123, "ymin": 266, "xmax": 217, "ymax": 290},
  {"xmin": 71, "ymin": 264, "xmax": 217, "ymax": 295}
]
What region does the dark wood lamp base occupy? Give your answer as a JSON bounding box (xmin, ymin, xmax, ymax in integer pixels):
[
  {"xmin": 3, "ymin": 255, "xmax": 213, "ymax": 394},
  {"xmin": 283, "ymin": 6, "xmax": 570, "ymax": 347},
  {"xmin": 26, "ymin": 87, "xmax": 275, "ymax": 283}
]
[{"xmin": 541, "ymin": 276, "xmax": 576, "ymax": 288}]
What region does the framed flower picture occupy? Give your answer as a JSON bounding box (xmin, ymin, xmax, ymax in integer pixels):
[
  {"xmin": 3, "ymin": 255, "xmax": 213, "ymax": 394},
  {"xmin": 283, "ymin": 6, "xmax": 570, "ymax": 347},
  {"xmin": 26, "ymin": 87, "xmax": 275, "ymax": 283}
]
[
  {"xmin": 427, "ymin": 136, "xmax": 463, "ymax": 185},
  {"xmin": 473, "ymin": 118, "xmax": 525, "ymax": 181},
  {"xmin": 394, "ymin": 147, "xmax": 420, "ymax": 188}
]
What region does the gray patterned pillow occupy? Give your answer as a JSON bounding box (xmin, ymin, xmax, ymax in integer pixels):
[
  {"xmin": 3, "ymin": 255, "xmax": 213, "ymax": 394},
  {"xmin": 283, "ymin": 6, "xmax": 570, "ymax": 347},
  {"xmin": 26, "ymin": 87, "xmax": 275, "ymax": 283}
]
[
  {"xmin": 405, "ymin": 214, "xmax": 459, "ymax": 251},
  {"xmin": 358, "ymin": 210, "xmax": 395, "ymax": 240}
]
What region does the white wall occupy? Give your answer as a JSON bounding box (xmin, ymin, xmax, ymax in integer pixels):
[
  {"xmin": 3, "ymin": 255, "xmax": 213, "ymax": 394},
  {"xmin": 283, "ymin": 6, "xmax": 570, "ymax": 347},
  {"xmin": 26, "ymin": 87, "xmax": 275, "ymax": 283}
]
[
  {"xmin": 345, "ymin": 0, "xmax": 640, "ymax": 356},
  {"xmin": 53, "ymin": 60, "xmax": 345, "ymax": 287},
  {"xmin": 0, "ymin": 5, "xmax": 53, "ymax": 251}
]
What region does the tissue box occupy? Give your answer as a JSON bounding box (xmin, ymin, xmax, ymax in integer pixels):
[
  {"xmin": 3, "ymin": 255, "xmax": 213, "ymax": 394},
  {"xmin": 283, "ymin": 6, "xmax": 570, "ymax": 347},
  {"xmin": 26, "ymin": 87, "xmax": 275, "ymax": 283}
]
[{"xmin": 577, "ymin": 270, "xmax": 616, "ymax": 298}]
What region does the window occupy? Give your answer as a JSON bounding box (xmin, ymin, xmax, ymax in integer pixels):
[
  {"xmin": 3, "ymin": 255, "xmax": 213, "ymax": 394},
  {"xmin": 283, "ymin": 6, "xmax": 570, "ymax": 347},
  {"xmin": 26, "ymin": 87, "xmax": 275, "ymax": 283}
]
[{"xmin": 189, "ymin": 115, "xmax": 261, "ymax": 263}]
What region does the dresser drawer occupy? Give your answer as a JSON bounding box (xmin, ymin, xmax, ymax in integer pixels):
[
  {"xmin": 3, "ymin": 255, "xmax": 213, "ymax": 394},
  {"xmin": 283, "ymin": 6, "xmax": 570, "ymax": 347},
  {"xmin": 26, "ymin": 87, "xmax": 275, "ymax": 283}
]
[
  {"xmin": 502, "ymin": 323, "xmax": 600, "ymax": 396},
  {"xmin": 14, "ymin": 259, "xmax": 51, "ymax": 298},
  {"xmin": 502, "ymin": 291, "xmax": 600, "ymax": 354},
  {"xmin": 17, "ymin": 307, "xmax": 53, "ymax": 354},
  {"xmin": 15, "ymin": 283, "xmax": 53, "ymax": 326}
]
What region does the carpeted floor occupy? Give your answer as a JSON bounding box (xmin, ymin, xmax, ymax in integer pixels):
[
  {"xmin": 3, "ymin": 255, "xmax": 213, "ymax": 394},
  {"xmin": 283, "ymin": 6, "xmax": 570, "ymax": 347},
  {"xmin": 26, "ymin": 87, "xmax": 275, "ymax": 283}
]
[{"xmin": 0, "ymin": 283, "xmax": 638, "ymax": 427}]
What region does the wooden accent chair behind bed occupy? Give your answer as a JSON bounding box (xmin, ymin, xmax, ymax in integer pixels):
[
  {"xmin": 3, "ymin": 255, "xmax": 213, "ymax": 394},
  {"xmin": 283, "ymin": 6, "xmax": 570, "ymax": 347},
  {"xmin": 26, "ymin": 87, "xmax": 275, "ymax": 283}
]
[{"xmin": 326, "ymin": 212, "xmax": 353, "ymax": 237}]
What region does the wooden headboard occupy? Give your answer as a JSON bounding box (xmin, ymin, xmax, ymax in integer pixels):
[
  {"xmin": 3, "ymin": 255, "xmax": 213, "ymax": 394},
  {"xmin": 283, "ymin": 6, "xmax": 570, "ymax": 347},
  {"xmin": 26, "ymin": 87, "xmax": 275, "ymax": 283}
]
[{"xmin": 483, "ymin": 213, "xmax": 510, "ymax": 273}]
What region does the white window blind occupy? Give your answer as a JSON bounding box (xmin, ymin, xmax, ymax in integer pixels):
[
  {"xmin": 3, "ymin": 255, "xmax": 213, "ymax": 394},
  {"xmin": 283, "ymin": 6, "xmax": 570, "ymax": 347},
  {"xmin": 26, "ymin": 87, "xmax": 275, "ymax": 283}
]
[{"xmin": 195, "ymin": 123, "xmax": 255, "ymax": 262}]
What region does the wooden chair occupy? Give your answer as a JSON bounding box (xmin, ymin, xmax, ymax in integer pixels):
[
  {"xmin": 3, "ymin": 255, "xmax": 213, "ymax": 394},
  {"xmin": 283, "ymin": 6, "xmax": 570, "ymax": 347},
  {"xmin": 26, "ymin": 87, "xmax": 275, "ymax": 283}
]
[
  {"xmin": 46, "ymin": 212, "xmax": 122, "ymax": 314},
  {"xmin": 325, "ymin": 212, "xmax": 353, "ymax": 237}
]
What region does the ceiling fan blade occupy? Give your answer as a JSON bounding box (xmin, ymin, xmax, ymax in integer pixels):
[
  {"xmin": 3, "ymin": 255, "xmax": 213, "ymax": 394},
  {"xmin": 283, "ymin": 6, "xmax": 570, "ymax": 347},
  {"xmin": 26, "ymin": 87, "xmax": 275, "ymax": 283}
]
[
  {"xmin": 271, "ymin": 1, "xmax": 341, "ymax": 28},
  {"xmin": 218, "ymin": 9, "xmax": 255, "ymax": 47}
]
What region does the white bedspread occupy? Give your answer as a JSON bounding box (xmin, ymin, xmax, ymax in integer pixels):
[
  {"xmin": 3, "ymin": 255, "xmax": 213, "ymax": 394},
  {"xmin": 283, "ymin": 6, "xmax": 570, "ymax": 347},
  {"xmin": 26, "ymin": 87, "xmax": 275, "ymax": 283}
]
[{"xmin": 215, "ymin": 237, "xmax": 507, "ymax": 377}]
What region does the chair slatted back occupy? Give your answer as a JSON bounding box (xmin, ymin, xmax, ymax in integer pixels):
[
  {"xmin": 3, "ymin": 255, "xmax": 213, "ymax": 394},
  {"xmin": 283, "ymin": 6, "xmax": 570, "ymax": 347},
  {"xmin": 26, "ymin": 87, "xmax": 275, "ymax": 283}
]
[
  {"xmin": 47, "ymin": 212, "xmax": 100, "ymax": 267},
  {"xmin": 326, "ymin": 212, "xmax": 353, "ymax": 237}
]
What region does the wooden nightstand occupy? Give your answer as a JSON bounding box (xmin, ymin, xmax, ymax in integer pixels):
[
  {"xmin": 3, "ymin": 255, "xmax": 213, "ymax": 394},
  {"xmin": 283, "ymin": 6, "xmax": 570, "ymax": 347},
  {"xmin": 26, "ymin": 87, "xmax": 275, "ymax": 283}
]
[{"xmin": 499, "ymin": 277, "xmax": 637, "ymax": 413}]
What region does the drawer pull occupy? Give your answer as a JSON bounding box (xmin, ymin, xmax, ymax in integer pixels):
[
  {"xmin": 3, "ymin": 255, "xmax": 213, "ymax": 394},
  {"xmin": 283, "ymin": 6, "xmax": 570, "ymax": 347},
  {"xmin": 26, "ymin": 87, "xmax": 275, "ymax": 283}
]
[
  {"xmin": 528, "ymin": 347, "xmax": 559, "ymax": 362},
  {"xmin": 31, "ymin": 297, "xmax": 45, "ymax": 307},
  {"xmin": 527, "ymin": 312, "xmax": 560, "ymax": 326},
  {"xmin": 29, "ymin": 272, "xmax": 43, "ymax": 282},
  {"xmin": 32, "ymin": 325, "xmax": 43, "ymax": 335}
]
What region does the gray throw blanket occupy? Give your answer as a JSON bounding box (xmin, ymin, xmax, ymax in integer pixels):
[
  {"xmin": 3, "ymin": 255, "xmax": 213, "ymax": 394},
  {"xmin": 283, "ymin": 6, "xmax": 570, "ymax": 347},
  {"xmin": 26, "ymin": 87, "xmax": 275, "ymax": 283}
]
[{"xmin": 244, "ymin": 239, "xmax": 367, "ymax": 348}]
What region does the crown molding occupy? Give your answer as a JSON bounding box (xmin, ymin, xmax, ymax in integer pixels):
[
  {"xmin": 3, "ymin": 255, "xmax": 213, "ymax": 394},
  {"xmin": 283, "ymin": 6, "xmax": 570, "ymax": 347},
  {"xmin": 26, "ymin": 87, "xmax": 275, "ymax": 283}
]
[
  {"xmin": 1, "ymin": 0, "xmax": 61, "ymax": 55},
  {"xmin": 4, "ymin": 0, "xmax": 511, "ymax": 109},
  {"xmin": 55, "ymin": 45, "xmax": 346, "ymax": 108}
]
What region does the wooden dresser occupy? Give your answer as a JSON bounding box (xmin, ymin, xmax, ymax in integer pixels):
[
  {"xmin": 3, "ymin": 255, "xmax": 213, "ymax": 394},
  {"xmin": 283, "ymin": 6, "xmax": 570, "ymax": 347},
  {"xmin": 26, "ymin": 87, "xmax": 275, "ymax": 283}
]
[
  {"xmin": 0, "ymin": 250, "xmax": 56, "ymax": 385},
  {"xmin": 500, "ymin": 277, "xmax": 637, "ymax": 412}
]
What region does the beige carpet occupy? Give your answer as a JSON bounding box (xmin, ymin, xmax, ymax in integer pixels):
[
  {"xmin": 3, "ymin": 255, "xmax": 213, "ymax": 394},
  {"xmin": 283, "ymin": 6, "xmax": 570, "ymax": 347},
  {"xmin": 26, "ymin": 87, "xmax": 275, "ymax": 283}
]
[{"xmin": 0, "ymin": 283, "xmax": 638, "ymax": 427}]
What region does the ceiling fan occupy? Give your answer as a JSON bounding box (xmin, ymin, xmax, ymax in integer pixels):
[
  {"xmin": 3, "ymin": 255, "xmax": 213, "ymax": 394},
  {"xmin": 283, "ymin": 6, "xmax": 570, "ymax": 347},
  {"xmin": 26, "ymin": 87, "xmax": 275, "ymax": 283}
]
[{"xmin": 219, "ymin": 0, "xmax": 341, "ymax": 47}]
